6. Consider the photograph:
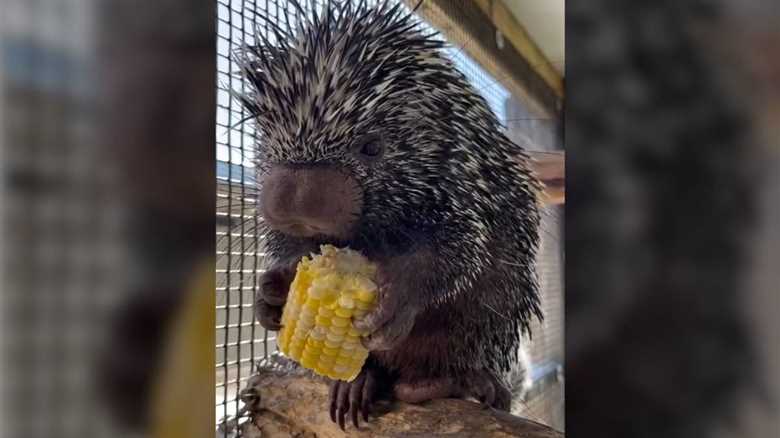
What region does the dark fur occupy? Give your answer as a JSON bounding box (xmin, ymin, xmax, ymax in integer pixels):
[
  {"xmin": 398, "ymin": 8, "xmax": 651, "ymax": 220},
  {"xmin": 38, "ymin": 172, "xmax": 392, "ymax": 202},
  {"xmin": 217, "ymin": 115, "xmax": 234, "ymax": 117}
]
[{"xmin": 238, "ymin": 0, "xmax": 543, "ymax": 424}]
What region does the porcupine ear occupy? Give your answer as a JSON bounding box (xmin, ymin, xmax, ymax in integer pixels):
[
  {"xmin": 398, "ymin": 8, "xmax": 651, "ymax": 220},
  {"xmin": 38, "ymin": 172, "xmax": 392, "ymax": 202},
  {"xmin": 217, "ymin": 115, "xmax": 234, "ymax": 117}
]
[{"xmin": 527, "ymin": 150, "xmax": 565, "ymax": 205}]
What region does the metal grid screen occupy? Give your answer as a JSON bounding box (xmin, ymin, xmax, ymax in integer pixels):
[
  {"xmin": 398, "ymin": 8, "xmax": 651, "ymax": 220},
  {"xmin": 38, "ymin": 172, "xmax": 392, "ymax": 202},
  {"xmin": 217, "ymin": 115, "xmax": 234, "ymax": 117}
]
[{"xmin": 215, "ymin": 0, "xmax": 563, "ymax": 431}]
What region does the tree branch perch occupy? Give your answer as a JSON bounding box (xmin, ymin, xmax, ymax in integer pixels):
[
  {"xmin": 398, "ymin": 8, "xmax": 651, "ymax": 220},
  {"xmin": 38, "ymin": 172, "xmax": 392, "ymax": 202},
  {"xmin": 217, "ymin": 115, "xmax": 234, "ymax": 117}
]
[{"xmin": 239, "ymin": 366, "xmax": 564, "ymax": 437}]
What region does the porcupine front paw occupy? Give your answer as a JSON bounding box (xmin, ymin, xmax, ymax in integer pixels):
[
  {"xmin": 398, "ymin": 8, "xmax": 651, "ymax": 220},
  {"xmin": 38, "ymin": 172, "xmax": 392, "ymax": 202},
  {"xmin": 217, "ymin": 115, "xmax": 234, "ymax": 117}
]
[
  {"xmin": 352, "ymin": 255, "xmax": 422, "ymax": 351},
  {"xmin": 457, "ymin": 370, "xmax": 512, "ymax": 411},
  {"xmin": 255, "ymin": 261, "xmax": 297, "ymax": 331},
  {"xmin": 328, "ymin": 366, "xmax": 379, "ymax": 430}
]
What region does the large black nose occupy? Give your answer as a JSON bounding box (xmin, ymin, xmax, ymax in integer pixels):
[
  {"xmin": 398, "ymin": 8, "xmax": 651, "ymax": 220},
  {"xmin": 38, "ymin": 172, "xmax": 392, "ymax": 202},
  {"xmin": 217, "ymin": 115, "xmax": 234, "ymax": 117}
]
[{"xmin": 260, "ymin": 164, "xmax": 362, "ymax": 238}]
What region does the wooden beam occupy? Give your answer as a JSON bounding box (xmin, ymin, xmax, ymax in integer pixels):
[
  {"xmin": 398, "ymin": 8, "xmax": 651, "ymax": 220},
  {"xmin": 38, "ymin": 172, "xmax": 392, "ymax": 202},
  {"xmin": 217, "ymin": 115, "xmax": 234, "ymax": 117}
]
[
  {"xmin": 527, "ymin": 150, "xmax": 565, "ymax": 205},
  {"xmin": 406, "ymin": 0, "xmax": 563, "ymax": 118},
  {"xmin": 473, "ymin": 0, "xmax": 564, "ymax": 96}
]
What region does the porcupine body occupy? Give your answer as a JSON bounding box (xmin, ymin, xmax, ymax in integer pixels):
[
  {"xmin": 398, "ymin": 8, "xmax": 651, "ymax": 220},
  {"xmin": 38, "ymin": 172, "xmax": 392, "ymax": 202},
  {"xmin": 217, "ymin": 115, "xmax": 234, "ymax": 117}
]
[{"xmin": 238, "ymin": 0, "xmax": 543, "ymax": 414}]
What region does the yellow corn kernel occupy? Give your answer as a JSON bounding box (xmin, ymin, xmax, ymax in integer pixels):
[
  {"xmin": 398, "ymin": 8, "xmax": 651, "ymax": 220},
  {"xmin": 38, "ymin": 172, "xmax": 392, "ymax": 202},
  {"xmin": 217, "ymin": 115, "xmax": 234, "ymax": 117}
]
[{"xmin": 278, "ymin": 245, "xmax": 378, "ymax": 381}]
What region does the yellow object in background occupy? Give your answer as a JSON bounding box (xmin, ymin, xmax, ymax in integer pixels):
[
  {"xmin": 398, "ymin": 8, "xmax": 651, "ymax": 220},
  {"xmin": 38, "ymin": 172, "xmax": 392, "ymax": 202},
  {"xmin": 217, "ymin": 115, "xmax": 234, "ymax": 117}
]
[
  {"xmin": 150, "ymin": 259, "xmax": 215, "ymax": 438},
  {"xmin": 278, "ymin": 245, "xmax": 378, "ymax": 382}
]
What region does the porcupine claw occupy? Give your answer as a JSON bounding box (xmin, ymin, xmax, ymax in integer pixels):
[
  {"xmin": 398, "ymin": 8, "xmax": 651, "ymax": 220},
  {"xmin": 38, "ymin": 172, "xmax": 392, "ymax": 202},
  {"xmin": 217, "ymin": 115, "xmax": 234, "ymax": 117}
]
[
  {"xmin": 329, "ymin": 366, "xmax": 378, "ymax": 429},
  {"xmin": 458, "ymin": 370, "xmax": 512, "ymax": 411}
]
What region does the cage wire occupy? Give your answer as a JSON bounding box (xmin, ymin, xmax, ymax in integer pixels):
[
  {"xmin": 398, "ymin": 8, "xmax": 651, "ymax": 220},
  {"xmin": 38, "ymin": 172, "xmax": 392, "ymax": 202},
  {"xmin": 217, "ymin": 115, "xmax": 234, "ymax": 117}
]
[{"xmin": 215, "ymin": 0, "xmax": 564, "ymax": 433}]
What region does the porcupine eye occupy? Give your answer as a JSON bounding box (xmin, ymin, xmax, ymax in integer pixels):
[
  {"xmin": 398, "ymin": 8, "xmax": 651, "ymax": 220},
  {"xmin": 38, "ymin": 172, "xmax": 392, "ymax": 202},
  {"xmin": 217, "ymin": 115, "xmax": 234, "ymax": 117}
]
[{"xmin": 352, "ymin": 134, "xmax": 384, "ymax": 163}]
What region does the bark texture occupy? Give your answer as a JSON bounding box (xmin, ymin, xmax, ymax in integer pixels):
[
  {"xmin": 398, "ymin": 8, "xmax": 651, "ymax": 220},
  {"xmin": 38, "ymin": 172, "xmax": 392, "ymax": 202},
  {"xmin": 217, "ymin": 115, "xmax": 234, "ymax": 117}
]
[{"xmin": 239, "ymin": 368, "xmax": 563, "ymax": 438}]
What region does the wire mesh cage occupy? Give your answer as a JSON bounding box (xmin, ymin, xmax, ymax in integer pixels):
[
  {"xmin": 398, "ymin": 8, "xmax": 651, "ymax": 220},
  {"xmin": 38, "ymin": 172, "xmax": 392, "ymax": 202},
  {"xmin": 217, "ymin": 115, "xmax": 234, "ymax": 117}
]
[{"xmin": 215, "ymin": 0, "xmax": 564, "ymax": 433}]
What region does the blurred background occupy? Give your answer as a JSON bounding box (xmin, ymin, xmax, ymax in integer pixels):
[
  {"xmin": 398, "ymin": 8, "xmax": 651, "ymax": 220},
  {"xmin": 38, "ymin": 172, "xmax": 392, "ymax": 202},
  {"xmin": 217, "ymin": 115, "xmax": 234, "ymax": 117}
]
[
  {"xmin": 566, "ymin": 1, "xmax": 779, "ymax": 437},
  {"xmin": 1, "ymin": 1, "xmax": 777, "ymax": 438},
  {"xmin": 2, "ymin": 0, "xmax": 216, "ymax": 437}
]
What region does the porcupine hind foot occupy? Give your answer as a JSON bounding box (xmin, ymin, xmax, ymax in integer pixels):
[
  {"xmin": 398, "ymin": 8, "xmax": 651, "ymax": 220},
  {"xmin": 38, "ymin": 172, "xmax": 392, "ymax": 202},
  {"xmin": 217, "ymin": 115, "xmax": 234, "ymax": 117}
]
[
  {"xmin": 393, "ymin": 377, "xmax": 457, "ymax": 403},
  {"xmin": 394, "ymin": 371, "xmax": 511, "ymax": 411},
  {"xmin": 458, "ymin": 370, "xmax": 512, "ymax": 411},
  {"xmin": 329, "ymin": 365, "xmax": 380, "ymax": 430}
]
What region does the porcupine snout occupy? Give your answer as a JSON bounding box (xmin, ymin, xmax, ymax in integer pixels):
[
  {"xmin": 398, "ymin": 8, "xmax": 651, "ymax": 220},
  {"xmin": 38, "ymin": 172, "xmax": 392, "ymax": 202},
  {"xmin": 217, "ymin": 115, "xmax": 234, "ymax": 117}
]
[{"xmin": 260, "ymin": 164, "xmax": 363, "ymax": 239}]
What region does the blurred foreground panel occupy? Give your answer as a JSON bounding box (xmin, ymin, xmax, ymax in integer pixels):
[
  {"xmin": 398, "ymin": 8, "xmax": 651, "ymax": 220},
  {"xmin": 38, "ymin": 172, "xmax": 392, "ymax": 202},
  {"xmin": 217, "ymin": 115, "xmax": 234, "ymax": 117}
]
[
  {"xmin": 1, "ymin": 1, "xmax": 215, "ymax": 437},
  {"xmin": 566, "ymin": 0, "xmax": 778, "ymax": 437}
]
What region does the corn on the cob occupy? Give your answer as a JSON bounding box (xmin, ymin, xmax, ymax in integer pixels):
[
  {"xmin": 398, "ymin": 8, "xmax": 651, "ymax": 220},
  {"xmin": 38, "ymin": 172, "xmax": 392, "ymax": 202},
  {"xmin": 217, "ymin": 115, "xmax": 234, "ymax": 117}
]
[{"xmin": 277, "ymin": 245, "xmax": 378, "ymax": 382}]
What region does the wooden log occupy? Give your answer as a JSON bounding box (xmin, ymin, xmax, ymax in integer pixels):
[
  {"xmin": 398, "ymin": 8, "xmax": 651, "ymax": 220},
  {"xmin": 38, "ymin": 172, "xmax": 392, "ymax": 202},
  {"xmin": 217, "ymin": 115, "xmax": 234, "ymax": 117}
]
[{"xmin": 239, "ymin": 367, "xmax": 564, "ymax": 438}]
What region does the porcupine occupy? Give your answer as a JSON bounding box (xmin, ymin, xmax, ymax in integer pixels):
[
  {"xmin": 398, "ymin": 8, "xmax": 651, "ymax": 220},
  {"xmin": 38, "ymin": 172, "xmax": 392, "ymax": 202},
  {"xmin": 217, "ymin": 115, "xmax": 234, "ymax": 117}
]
[{"xmin": 238, "ymin": 0, "xmax": 545, "ymax": 428}]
